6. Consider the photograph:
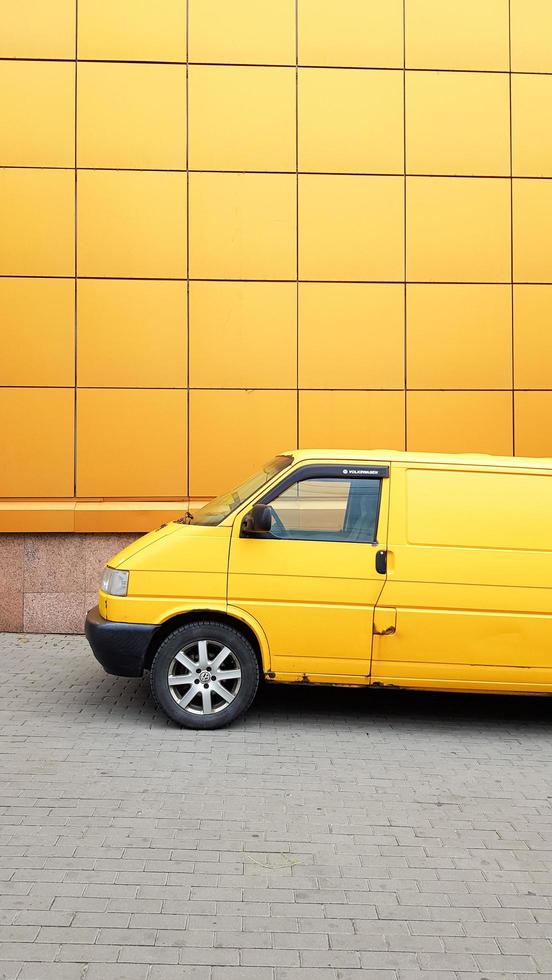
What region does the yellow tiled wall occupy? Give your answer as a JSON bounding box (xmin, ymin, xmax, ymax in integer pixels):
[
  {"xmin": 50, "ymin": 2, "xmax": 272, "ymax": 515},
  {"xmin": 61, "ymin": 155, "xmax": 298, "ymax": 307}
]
[{"xmin": 2, "ymin": 0, "xmax": 552, "ymax": 523}]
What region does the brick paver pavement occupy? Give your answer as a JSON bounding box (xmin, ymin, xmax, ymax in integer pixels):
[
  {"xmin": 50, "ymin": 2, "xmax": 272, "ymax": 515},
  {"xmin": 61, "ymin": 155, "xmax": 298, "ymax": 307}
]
[{"xmin": 0, "ymin": 632, "xmax": 552, "ymax": 979}]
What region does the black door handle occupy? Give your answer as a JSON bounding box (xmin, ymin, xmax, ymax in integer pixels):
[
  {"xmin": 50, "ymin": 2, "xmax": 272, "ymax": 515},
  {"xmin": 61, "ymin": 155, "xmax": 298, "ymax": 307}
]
[{"xmin": 375, "ymin": 549, "xmax": 387, "ymax": 574}]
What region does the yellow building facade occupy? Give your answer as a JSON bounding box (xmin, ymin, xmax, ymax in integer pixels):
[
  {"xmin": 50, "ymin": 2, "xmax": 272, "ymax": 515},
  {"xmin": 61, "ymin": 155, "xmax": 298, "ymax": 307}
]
[{"xmin": 2, "ymin": 1, "xmax": 552, "ymax": 628}]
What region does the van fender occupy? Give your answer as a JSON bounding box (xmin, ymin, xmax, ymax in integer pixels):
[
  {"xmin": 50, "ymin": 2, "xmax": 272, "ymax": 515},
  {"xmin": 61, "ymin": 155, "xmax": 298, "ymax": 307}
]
[
  {"xmin": 107, "ymin": 596, "xmax": 228, "ymax": 625},
  {"xmin": 106, "ymin": 597, "xmax": 271, "ymax": 671},
  {"xmin": 156, "ymin": 600, "xmax": 227, "ymax": 623},
  {"xmin": 226, "ymin": 603, "xmax": 271, "ymax": 672}
]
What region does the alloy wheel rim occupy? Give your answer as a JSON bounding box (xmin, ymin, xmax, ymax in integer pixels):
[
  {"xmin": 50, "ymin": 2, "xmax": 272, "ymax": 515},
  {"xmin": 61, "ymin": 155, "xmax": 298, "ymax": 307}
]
[{"xmin": 167, "ymin": 639, "xmax": 242, "ymax": 714}]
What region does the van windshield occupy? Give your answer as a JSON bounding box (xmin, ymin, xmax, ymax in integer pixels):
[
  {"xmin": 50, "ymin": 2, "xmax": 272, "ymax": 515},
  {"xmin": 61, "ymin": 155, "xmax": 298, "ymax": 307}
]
[{"xmin": 185, "ymin": 455, "xmax": 293, "ymax": 527}]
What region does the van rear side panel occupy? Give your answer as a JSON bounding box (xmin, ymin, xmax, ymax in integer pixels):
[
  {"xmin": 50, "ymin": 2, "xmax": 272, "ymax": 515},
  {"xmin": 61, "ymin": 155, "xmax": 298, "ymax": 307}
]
[{"xmin": 372, "ymin": 463, "xmax": 552, "ymax": 693}]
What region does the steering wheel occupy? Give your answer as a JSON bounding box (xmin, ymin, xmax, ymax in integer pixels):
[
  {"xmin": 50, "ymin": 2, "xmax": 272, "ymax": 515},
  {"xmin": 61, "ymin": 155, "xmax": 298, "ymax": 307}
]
[{"xmin": 266, "ymin": 505, "xmax": 286, "ymax": 537}]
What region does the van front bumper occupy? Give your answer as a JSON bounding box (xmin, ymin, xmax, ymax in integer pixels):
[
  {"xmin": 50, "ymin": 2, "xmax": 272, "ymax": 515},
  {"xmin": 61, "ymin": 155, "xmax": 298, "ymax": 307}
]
[{"xmin": 85, "ymin": 606, "xmax": 158, "ymax": 677}]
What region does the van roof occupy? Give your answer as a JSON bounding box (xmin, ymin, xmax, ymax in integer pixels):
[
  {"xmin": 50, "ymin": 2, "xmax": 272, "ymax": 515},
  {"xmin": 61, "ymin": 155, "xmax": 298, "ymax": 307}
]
[{"xmin": 286, "ymin": 449, "xmax": 552, "ymax": 471}]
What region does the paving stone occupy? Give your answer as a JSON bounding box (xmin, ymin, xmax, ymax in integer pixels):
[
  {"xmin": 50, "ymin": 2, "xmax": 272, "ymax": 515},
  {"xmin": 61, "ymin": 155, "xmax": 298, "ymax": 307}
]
[
  {"xmin": 0, "ymin": 966, "xmax": 26, "ymax": 980},
  {"xmin": 212, "ymin": 969, "xmax": 274, "ymax": 980},
  {"xmin": 148, "ymin": 969, "xmax": 210, "ymax": 980},
  {"xmin": 56, "ymin": 944, "xmax": 119, "ymax": 963},
  {"xmin": 276, "ymin": 971, "xmax": 396, "ymax": 980},
  {"xmin": 476, "ymin": 953, "xmax": 539, "ymax": 972},
  {"xmin": 300, "ymin": 949, "xmax": 361, "ymax": 967},
  {"xmin": 118, "ymin": 947, "xmax": 179, "ymax": 965},
  {"xmin": 17, "ymin": 966, "xmax": 85, "ymax": 980},
  {"xmin": 0, "ymin": 945, "xmax": 59, "ymax": 964},
  {"xmin": 86, "ymin": 967, "xmax": 149, "ymax": 980},
  {"xmin": 241, "ymin": 948, "xmax": 301, "ymax": 967},
  {"xmin": 179, "ymin": 948, "xmax": 239, "ymax": 966}
]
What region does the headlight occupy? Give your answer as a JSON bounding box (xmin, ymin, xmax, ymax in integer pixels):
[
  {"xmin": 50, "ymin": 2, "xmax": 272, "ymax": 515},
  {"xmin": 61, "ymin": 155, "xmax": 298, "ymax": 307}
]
[{"xmin": 100, "ymin": 567, "xmax": 129, "ymax": 597}]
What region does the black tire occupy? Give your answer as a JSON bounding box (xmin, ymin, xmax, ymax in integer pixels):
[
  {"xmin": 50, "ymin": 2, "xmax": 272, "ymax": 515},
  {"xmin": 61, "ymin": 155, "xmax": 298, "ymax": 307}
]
[{"xmin": 150, "ymin": 620, "xmax": 259, "ymax": 730}]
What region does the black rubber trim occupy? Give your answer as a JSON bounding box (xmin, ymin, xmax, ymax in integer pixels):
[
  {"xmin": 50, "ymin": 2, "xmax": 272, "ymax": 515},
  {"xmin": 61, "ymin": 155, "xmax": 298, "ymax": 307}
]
[
  {"xmin": 85, "ymin": 606, "xmax": 158, "ymax": 678},
  {"xmin": 257, "ymin": 464, "xmax": 389, "ymax": 504}
]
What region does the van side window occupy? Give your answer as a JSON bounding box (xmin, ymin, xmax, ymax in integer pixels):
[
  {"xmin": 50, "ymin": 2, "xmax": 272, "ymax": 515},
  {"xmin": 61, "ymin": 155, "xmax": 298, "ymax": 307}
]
[{"xmin": 266, "ymin": 477, "xmax": 381, "ymax": 543}]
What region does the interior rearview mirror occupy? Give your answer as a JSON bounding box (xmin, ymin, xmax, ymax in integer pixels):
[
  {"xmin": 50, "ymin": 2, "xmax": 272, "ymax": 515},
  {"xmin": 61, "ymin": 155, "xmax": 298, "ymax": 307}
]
[{"xmin": 241, "ymin": 503, "xmax": 272, "ymax": 536}]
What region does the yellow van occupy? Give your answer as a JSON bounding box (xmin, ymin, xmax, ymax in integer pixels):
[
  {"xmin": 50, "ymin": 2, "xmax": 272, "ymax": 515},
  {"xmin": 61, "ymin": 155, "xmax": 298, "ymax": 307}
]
[{"xmin": 85, "ymin": 449, "xmax": 552, "ymax": 729}]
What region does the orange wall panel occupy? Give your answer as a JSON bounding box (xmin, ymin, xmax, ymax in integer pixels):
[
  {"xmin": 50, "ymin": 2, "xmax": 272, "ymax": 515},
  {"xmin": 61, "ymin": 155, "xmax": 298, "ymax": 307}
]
[
  {"xmin": 299, "ymin": 284, "xmax": 404, "ymax": 389},
  {"xmin": 189, "ymin": 65, "xmax": 295, "ymax": 172},
  {"xmin": 77, "ymin": 170, "xmax": 187, "ymax": 279},
  {"xmin": 189, "ymin": 390, "xmax": 297, "ymax": 497},
  {"xmin": 0, "ymin": 0, "xmax": 76, "ymax": 59},
  {"xmin": 0, "ymin": 170, "xmax": 74, "ymax": 277},
  {"xmin": 406, "ymin": 0, "xmax": 509, "ymax": 71},
  {"xmin": 300, "ymin": 391, "xmax": 406, "ymax": 451},
  {"xmin": 77, "ymin": 280, "xmax": 187, "ymax": 389},
  {"xmin": 407, "ymin": 285, "xmax": 512, "ymax": 390},
  {"xmin": 406, "ymin": 71, "xmax": 510, "ymax": 176},
  {"xmin": 0, "ymin": 279, "xmax": 74, "ymax": 387},
  {"xmin": 512, "ymin": 74, "xmax": 552, "ymax": 177},
  {"xmin": 515, "ymin": 392, "xmax": 552, "ymax": 456},
  {"xmin": 77, "ymin": 63, "xmax": 186, "ymax": 170},
  {"xmin": 189, "ymin": 173, "xmax": 296, "ymax": 280},
  {"xmin": 77, "ymin": 390, "xmax": 187, "ymax": 498},
  {"xmin": 0, "ymin": 61, "xmax": 74, "ymax": 167},
  {"xmin": 0, "ymin": 389, "xmax": 74, "ymax": 497},
  {"xmin": 513, "ymin": 180, "xmax": 552, "ymax": 283},
  {"xmin": 513, "ymin": 286, "xmax": 552, "ymax": 389},
  {"xmin": 78, "ymin": 0, "xmax": 187, "ymax": 62},
  {"xmin": 189, "ymin": 282, "xmax": 296, "ymax": 389},
  {"xmin": 299, "ymin": 0, "xmax": 403, "ymax": 69},
  {"xmin": 299, "ymin": 68, "xmax": 403, "ymax": 175},
  {"xmin": 510, "ymin": 0, "xmax": 552, "ymax": 73},
  {"xmin": 299, "ymin": 175, "xmax": 404, "ymax": 282},
  {"xmin": 189, "ymin": 0, "xmax": 295, "ymax": 66},
  {"xmin": 407, "ymin": 177, "xmax": 511, "ymax": 283},
  {"xmin": 407, "ymin": 392, "xmax": 513, "ymax": 455}
]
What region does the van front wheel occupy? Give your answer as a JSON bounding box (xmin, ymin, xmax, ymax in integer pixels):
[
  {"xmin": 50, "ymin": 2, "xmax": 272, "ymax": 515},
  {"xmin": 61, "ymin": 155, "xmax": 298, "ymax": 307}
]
[{"xmin": 150, "ymin": 621, "xmax": 259, "ymax": 729}]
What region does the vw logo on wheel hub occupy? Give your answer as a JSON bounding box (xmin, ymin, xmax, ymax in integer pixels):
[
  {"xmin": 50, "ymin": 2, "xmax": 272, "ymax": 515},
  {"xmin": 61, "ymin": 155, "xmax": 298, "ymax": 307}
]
[{"xmin": 199, "ymin": 669, "xmax": 211, "ymax": 683}]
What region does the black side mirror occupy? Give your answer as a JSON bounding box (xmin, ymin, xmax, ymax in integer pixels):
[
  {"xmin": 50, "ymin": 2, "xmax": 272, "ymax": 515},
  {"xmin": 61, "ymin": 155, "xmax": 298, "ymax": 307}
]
[{"xmin": 241, "ymin": 504, "xmax": 272, "ymax": 536}]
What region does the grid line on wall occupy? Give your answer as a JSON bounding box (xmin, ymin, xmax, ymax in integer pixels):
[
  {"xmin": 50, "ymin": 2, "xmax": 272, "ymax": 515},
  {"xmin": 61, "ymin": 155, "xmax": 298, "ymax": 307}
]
[
  {"xmin": 185, "ymin": 0, "xmax": 190, "ymax": 496},
  {"xmin": 73, "ymin": 0, "xmax": 78, "ymax": 495},
  {"xmin": 402, "ymin": 0, "xmax": 407, "ymax": 450},
  {"xmin": 4, "ymin": 55, "xmax": 552, "ymax": 77},
  {"xmin": 5, "ymin": 166, "xmax": 552, "ymax": 179},
  {"xmin": 5, "ymin": 166, "xmax": 552, "ymax": 177},
  {"xmin": 295, "ymin": 0, "xmax": 300, "ymax": 449},
  {"xmin": 508, "ymin": 0, "xmax": 516, "ymax": 454},
  {"xmin": 5, "ymin": 277, "xmax": 552, "ymax": 285},
  {"xmin": 2, "ymin": 386, "xmax": 547, "ymax": 392}
]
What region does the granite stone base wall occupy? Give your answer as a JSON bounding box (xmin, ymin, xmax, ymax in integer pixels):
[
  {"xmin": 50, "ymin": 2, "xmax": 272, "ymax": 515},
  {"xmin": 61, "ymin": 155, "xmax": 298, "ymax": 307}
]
[{"xmin": 0, "ymin": 533, "xmax": 139, "ymax": 633}]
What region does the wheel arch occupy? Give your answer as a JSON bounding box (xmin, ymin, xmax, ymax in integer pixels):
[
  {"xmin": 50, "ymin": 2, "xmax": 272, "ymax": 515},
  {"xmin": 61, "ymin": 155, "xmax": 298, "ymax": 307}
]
[{"xmin": 144, "ymin": 608, "xmax": 269, "ymax": 675}]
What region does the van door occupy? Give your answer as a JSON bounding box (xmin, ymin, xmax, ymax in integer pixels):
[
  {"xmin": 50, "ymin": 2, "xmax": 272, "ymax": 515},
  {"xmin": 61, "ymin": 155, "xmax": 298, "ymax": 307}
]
[
  {"xmin": 372, "ymin": 462, "xmax": 552, "ymax": 693},
  {"xmin": 227, "ymin": 463, "xmax": 390, "ymax": 682}
]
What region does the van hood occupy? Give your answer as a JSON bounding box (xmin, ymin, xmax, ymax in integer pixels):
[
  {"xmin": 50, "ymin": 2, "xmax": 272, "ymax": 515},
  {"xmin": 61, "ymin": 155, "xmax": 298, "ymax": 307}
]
[{"xmin": 109, "ymin": 521, "xmax": 232, "ymax": 573}]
